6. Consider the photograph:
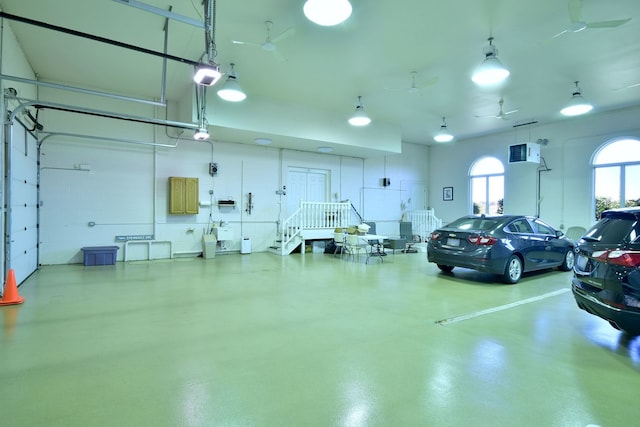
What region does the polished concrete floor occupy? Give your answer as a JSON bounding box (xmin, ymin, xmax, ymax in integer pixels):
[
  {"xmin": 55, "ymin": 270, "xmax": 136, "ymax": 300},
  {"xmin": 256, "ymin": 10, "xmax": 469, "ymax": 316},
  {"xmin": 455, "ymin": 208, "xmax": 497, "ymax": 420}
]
[{"xmin": 1, "ymin": 250, "xmax": 639, "ymax": 426}]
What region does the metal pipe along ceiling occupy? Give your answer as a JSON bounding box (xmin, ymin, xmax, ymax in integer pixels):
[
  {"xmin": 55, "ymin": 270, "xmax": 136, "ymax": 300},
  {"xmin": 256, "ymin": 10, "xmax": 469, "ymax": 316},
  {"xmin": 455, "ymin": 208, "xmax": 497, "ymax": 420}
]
[
  {"xmin": 38, "ymin": 132, "xmax": 181, "ymax": 149},
  {"xmin": 9, "ymin": 98, "xmax": 200, "ymax": 134},
  {"xmin": 0, "ymin": 11, "xmax": 200, "ymax": 66}
]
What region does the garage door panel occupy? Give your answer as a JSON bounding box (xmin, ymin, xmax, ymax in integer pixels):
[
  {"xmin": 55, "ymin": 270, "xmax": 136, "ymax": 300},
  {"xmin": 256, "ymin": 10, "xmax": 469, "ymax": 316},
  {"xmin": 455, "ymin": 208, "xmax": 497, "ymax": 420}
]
[
  {"xmin": 10, "ymin": 183, "xmax": 38, "ymax": 206},
  {"xmin": 12, "ymin": 208, "xmax": 38, "ymax": 229},
  {"xmin": 11, "ymin": 252, "xmax": 37, "ymax": 283},
  {"xmin": 11, "ymin": 227, "xmax": 37, "ymax": 252},
  {"xmin": 6, "ymin": 121, "xmax": 39, "ymax": 285}
]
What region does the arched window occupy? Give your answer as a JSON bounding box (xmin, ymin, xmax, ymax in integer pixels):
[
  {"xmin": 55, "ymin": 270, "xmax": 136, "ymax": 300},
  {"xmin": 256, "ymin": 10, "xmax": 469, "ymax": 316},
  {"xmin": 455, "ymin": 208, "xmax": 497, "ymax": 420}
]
[
  {"xmin": 470, "ymin": 156, "xmax": 504, "ymax": 215},
  {"xmin": 593, "ymin": 138, "xmax": 640, "ymax": 219}
]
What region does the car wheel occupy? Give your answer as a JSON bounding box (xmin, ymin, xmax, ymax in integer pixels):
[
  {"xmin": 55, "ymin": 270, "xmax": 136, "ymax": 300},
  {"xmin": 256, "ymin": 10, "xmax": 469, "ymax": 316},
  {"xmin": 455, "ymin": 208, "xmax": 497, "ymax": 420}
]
[
  {"xmin": 437, "ymin": 264, "xmax": 454, "ymax": 273},
  {"xmin": 502, "ymin": 255, "xmax": 522, "ymax": 284},
  {"xmin": 559, "ymin": 249, "xmax": 575, "ymax": 271}
]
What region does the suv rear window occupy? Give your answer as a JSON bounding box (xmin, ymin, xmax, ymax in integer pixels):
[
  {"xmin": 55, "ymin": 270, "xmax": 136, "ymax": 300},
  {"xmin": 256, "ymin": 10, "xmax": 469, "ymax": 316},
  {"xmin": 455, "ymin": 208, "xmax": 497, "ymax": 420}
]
[{"xmin": 583, "ymin": 218, "xmax": 639, "ymax": 244}]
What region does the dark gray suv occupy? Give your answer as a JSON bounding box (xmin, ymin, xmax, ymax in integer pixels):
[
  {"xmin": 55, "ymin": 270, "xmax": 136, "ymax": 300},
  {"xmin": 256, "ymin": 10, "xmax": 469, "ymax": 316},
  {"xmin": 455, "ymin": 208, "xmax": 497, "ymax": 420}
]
[{"xmin": 572, "ymin": 207, "xmax": 640, "ymax": 335}]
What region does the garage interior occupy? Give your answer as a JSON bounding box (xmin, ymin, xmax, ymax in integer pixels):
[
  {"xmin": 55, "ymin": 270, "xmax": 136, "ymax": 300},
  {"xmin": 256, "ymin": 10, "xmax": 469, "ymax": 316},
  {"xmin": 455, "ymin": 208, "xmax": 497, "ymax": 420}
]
[
  {"xmin": 5, "ymin": 254, "xmax": 639, "ymax": 426},
  {"xmin": 1, "ymin": 0, "xmax": 640, "ymax": 426}
]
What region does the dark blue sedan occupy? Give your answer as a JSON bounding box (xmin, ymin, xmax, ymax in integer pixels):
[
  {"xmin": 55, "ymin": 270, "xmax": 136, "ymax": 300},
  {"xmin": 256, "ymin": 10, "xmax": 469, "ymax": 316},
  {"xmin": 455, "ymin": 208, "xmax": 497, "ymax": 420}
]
[{"xmin": 427, "ymin": 215, "xmax": 576, "ymax": 284}]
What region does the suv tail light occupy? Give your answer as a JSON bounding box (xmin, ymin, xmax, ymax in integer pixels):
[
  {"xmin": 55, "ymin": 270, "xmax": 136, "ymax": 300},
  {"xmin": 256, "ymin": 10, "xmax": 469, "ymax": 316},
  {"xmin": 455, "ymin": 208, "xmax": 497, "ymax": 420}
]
[
  {"xmin": 592, "ymin": 250, "xmax": 640, "ymax": 267},
  {"xmin": 467, "ymin": 235, "xmax": 497, "ymax": 245},
  {"xmin": 430, "ymin": 232, "xmax": 442, "ymax": 241},
  {"xmin": 606, "ymin": 250, "xmax": 640, "ymax": 267}
]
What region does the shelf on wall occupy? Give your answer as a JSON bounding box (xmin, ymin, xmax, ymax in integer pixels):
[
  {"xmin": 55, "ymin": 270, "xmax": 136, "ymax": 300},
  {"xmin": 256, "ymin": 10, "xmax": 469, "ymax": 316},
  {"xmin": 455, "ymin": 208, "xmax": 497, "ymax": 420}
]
[{"xmin": 217, "ymin": 200, "xmax": 236, "ymax": 208}]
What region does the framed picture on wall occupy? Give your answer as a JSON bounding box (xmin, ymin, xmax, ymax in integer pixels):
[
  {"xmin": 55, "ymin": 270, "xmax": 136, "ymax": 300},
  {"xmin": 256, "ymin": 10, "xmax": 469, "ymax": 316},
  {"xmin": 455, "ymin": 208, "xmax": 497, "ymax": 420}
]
[{"xmin": 443, "ymin": 187, "xmax": 453, "ymax": 201}]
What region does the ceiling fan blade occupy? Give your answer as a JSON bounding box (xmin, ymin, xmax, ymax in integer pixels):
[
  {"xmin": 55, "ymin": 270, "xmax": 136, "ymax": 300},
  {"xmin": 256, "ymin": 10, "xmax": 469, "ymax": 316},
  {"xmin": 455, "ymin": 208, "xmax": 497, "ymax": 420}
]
[
  {"xmin": 406, "ymin": 76, "xmax": 439, "ymax": 93},
  {"xmin": 552, "ymin": 29, "xmax": 569, "ymax": 38},
  {"xmin": 271, "ymin": 49, "xmax": 287, "ymax": 62},
  {"xmin": 418, "ymin": 76, "xmax": 439, "ymax": 88},
  {"xmin": 232, "ymin": 40, "xmax": 261, "ymax": 47},
  {"xmin": 612, "ymin": 82, "xmax": 640, "ymax": 91},
  {"xmin": 568, "ymin": 0, "xmax": 583, "ymax": 24},
  {"xmin": 271, "ymin": 27, "xmax": 295, "ymax": 44},
  {"xmin": 586, "ymin": 18, "xmax": 632, "ymax": 29}
]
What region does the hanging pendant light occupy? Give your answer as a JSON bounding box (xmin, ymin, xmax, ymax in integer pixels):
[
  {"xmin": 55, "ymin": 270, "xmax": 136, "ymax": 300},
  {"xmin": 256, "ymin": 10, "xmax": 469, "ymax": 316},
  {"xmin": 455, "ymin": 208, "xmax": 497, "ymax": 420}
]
[
  {"xmin": 560, "ymin": 81, "xmax": 593, "ymax": 116},
  {"xmin": 193, "ymin": 85, "xmax": 210, "ymax": 140},
  {"xmin": 471, "ymin": 37, "xmax": 510, "ymax": 86},
  {"xmin": 194, "ymin": 0, "xmax": 223, "ymax": 86},
  {"xmin": 434, "ymin": 117, "xmax": 454, "ymax": 143},
  {"xmin": 194, "ymin": 127, "xmax": 210, "ymax": 140},
  {"xmin": 217, "ymin": 63, "xmax": 247, "ymax": 102},
  {"xmin": 303, "ymin": 0, "xmax": 352, "ymax": 26},
  {"xmin": 194, "ymin": 64, "xmax": 222, "ymax": 86},
  {"xmin": 348, "ymin": 96, "xmax": 371, "ymax": 126}
]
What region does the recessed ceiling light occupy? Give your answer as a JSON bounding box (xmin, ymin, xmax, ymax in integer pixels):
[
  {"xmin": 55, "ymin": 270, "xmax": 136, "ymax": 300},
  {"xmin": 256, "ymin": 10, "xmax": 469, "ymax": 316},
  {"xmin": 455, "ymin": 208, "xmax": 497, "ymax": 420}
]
[
  {"xmin": 254, "ymin": 138, "xmax": 272, "ymax": 145},
  {"xmin": 317, "ymin": 147, "xmax": 333, "ymax": 153}
]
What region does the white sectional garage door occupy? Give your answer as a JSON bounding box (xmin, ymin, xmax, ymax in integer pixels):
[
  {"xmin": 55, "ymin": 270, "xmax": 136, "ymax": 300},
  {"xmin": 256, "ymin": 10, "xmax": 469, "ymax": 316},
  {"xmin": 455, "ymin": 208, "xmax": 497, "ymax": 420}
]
[{"xmin": 7, "ymin": 121, "xmax": 39, "ymax": 285}]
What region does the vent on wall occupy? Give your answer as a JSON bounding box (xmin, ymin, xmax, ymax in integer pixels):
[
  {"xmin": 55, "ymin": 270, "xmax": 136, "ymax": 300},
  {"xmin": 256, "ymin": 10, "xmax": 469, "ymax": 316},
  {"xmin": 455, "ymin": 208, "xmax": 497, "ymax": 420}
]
[{"xmin": 508, "ymin": 143, "xmax": 540, "ymax": 164}]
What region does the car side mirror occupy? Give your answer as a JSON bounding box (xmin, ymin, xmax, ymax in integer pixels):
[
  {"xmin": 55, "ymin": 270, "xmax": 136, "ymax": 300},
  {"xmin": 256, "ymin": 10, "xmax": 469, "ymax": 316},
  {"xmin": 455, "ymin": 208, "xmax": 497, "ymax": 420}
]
[{"xmin": 555, "ymin": 230, "xmax": 564, "ymax": 238}]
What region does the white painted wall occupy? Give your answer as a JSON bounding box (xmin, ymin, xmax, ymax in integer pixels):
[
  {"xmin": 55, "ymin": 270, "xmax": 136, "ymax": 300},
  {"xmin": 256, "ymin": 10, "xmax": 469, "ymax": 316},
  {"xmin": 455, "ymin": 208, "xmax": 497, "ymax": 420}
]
[
  {"xmin": 428, "ymin": 106, "xmax": 640, "ymax": 230},
  {"xmin": 33, "ymin": 82, "xmax": 429, "ymax": 263}
]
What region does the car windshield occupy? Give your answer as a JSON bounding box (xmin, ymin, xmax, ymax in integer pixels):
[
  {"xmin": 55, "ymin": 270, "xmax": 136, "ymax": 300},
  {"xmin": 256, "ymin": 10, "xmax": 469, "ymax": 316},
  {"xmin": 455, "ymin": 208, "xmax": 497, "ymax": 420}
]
[
  {"xmin": 582, "ymin": 217, "xmax": 639, "ymax": 244},
  {"xmin": 446, "ymin": 217, "xmax": 499, "ymax": 231}
]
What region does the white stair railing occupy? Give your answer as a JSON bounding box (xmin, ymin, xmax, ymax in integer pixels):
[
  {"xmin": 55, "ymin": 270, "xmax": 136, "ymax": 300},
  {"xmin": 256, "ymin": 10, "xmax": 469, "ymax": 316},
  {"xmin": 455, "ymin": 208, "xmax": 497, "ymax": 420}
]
[
  {"xmin": 299, "ymin": 201, "xmax": 351, "ymax": 229},
  {"xmin": 278, "ymin": 202, "xmax": 352, "ymax": 252},
  {"xmin": 403, "ymin": 209, "xmax": 442, "ymax": 242}
]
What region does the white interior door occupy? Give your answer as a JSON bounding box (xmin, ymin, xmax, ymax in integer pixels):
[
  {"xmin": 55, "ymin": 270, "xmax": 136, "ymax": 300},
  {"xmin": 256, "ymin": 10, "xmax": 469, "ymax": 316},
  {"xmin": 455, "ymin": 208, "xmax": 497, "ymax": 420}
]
[
  {"xmin": 286, "ymin": 167, "xmax": 329, "ymax": 217},
  {"xmin": 7, "ymin": 121, "xmax": 39, "ymax": 284},
  {"xmin": 408, "ymin": 182, "xmax": 427, "ymax": 210}
]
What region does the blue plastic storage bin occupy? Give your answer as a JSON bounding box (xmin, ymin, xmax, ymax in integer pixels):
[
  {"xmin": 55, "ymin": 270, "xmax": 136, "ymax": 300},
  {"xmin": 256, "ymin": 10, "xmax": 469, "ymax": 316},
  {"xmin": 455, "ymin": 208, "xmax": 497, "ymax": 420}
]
[{"xmin": 82, "ymin": 246, "xmax": 119, "ymax": 266}]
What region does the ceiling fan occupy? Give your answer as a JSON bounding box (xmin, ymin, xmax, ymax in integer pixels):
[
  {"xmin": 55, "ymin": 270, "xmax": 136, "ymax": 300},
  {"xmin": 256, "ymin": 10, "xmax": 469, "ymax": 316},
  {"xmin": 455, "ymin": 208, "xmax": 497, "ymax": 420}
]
[
  {"xmin": 553, "ymin": 0, "xmax": 632, "ymax": 38},
  {"xmin": 385, "ymin": 71, "xmax": 438, "ymax": 94},
  {"xmin": 475, "ymin": 98, "xmax": 518, "ymax": 120},
  {"xmin": 232, "ymin": 21, "xmax": 295, "ymax": 61}
]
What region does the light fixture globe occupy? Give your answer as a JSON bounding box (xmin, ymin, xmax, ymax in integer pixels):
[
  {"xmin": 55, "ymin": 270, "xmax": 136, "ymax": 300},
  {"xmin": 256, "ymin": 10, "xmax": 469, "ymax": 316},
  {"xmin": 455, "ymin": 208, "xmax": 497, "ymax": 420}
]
[
  {"xmin": 433, "ymin": 117, "xmax": 454, "ymax": 143},
  {"xmin": 304, "ymin": 0, "xmax": 352, "ymax": 26},
  {"xmin": 217, "ymin": 75, "xmax": 246, "ymax": 102},
  {"xmin": 194, "ymin": 127, "xmax": 210, "ymax": 140},
  {"xmin": 472, "ymin": 38, "xmax": 510, "ymax": 86},
  {"xmin": 560, "ymin": 81, "xmax": 593, "ymax": 116}
]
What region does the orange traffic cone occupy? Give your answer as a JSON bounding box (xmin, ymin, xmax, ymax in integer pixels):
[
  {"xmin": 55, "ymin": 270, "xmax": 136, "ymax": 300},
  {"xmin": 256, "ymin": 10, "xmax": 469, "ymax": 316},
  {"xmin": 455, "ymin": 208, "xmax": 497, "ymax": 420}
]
[{"xmin": 0, "ymin": 269, "xmax": 25, "ymax": 306}]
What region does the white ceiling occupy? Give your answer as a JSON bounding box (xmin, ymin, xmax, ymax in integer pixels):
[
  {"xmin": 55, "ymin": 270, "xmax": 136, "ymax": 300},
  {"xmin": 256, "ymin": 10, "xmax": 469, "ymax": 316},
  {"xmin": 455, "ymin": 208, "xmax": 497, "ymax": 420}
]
[{"xmin": 1, "ymin": 0, "xmax": 639, "ymax": 156}]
